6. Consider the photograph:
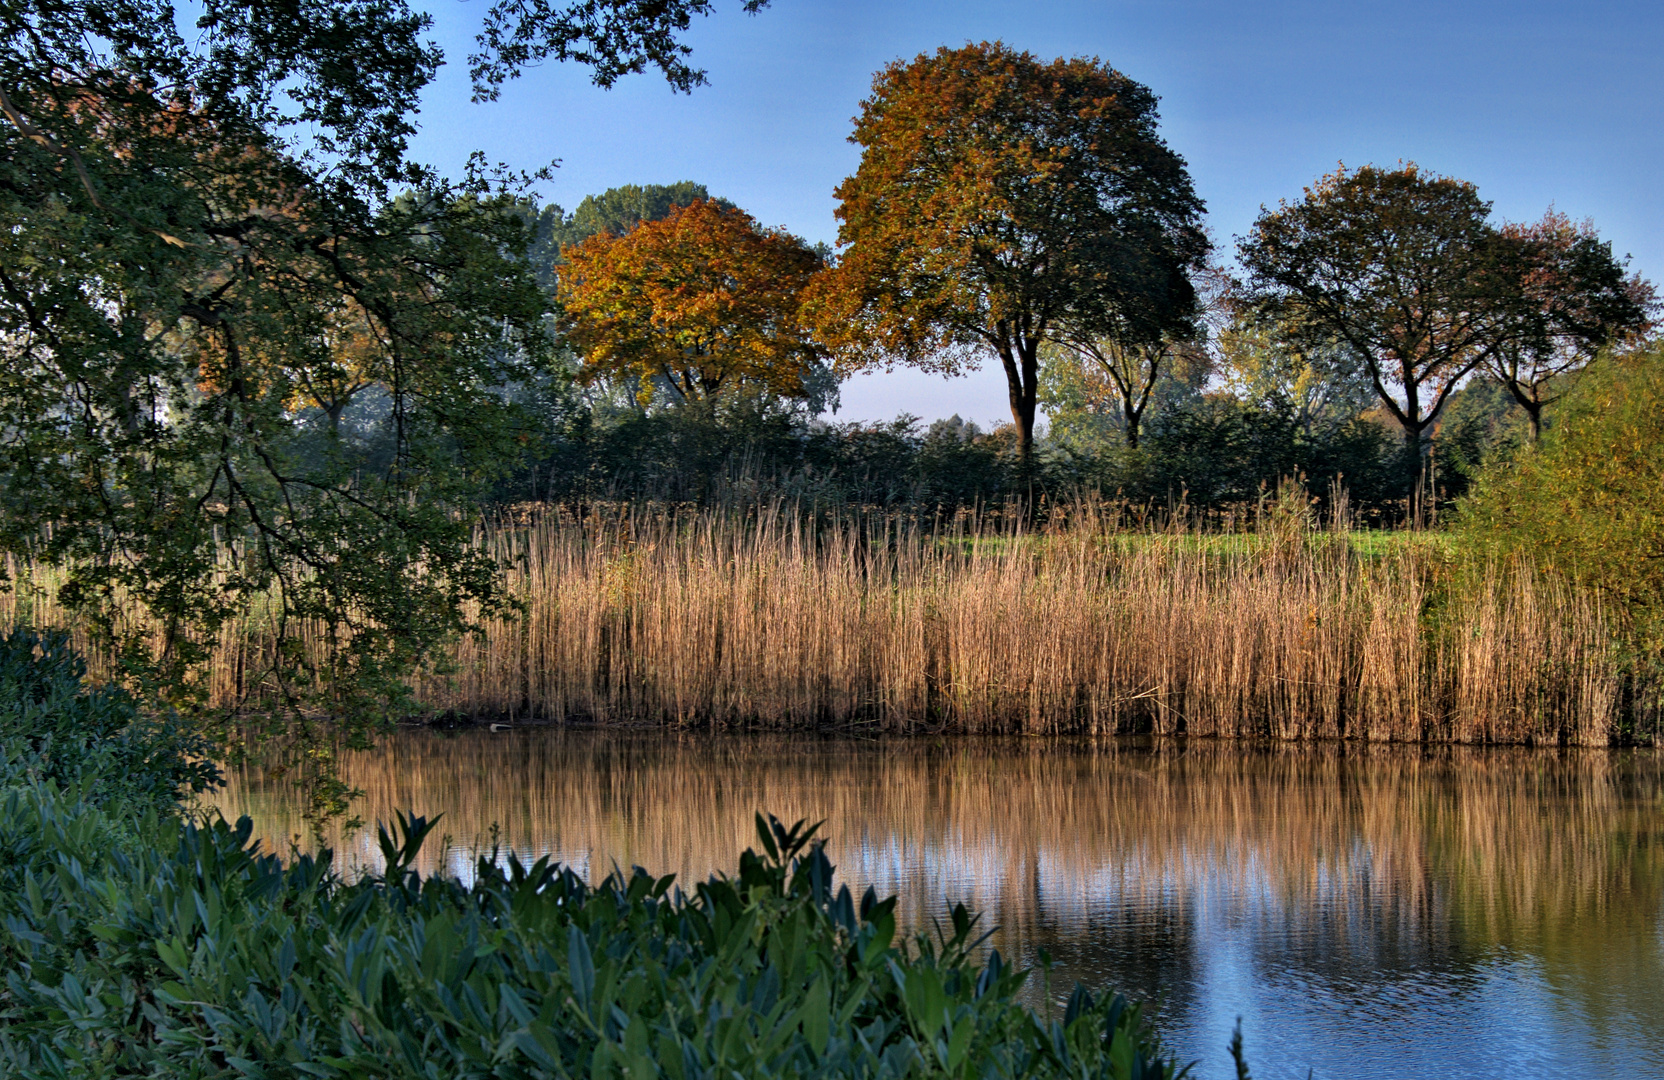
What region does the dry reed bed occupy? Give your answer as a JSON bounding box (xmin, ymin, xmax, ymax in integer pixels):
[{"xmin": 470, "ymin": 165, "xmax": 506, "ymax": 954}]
[
  {"xmin": 3, "ymin": 505, "xmax": 1649, "ymax": 743},
  {"xmin": 430, "ymin": 507, "xmax": 1630, "ymax": 744}
]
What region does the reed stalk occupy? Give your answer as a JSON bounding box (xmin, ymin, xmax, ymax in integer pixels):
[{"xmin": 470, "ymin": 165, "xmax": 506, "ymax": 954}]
[{"xmin": 5, "ymin": 501, "xmax": 1656, "ymax": 744}]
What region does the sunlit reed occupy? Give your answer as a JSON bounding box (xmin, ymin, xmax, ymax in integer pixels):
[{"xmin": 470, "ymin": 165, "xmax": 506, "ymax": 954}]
[{"xmin": 5, "ymin": 502, "xmax": 1654, "ymax": 744}]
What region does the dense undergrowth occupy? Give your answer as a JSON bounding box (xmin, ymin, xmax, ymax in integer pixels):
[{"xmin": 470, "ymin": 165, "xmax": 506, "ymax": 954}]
[{"xmin": 0, "ymin": 628, "xmax": 1206, "ymax": 1079}]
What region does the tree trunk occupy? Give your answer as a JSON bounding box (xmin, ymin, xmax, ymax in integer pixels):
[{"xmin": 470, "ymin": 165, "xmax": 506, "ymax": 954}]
[
  {"xmin": 1403, "ymin": 421, "xmax": 1429, "ymax": 527},
  {"xmin": 998, "ymin": 337, "xmax": 1040, "ymax": 460},
  {"xmin": 1525, "ymin": 401, "xmax": 1543, "ymax": 445}
]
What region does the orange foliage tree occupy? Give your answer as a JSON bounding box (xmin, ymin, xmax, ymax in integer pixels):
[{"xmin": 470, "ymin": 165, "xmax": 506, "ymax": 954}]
[
  {"xmin": 556, "ymin": 199, "xmax": 827, "ymax": 405},
  {"xmin": 809, "ymin": 42, "xmax": 1209, "ymax": 458}
]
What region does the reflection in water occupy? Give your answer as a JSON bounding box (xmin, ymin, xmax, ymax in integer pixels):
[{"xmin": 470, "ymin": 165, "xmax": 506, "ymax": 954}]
[{"xmin": 215, "ymin": 732, "xmax": 1664, "ymax": 1079}]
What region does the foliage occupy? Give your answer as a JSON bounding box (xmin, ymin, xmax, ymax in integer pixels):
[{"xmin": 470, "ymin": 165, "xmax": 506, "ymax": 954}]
[
  {"xmin": 0, "ymin": 627, "xmax": 220, "ymax": 813},
  {"xmin": 1040, "ymin": 339, "xmax": 1210, "ymax": 453},
  {"xmin": 1137, "ymin": 397, "xmax": 1403, "ymax": 519},
  {"xmin": 499, "ymin": 399, "xmax": 1022, "ymax": 509},
  {"xmin": 1484, "ymin": 210, "xmax": 1654, "ymax": 442},
  {"xmin": 559, "ymin": 200, "xmax": 832, "ymax": 407},
  {"xmin": 1459, "ymin": 343, "xmax": 1664, "ymax": 642},
  {"xmin": 0, "ymin": 803, "xmax": 1187, "ymax": 1079},
  {"xmin": 0, "ymin": 0, "xmax": 770, "ymax": 799},
  {"xmin": 1212, "ymin": 320, "xmax": 1376, "ymax": 438},
  {"xmin": 495, "ymin": 388, "xmax": 1418, "ymax": 520},
  {"xmin": 0, "ymin": 632, "xmax": 1189, "ymax": 1079},
  {"xmin": 473, "ymin": 0, "xmax": 774, "ymax": 98},
  {"xmin": 1430, "ymin": 377, "xmax": 1527, "ymax": 499},
  {"xmin": 525, "ymin": 182, "xmax": 728, "ymax": 288},
  {"xmin": 811, "ymin": 42, "xmax": 1208, "ymax": 456},
  {"xmin": 1238, "ymin": 164, "xmax": 1517, "ymax": 487}
]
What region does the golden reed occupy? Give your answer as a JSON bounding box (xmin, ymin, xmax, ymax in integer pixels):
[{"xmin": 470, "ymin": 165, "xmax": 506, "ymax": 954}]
[{"xmin": 4, "ymin": 501, "xmax": 1654, "ymax": 744}]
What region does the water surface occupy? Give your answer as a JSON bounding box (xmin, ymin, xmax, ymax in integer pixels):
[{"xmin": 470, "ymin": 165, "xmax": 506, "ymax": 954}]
[{"xmin": 215, "ymin": 731, "xmax": 1664, "ymax": 1080}]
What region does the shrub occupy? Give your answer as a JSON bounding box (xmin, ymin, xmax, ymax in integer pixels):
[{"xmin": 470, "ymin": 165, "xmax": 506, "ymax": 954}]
[
  {"xmin": 0, "ymin": 627, "xmax": 219, "ymax": 813},
  {"xmin": 1459, "ymin": 345, "xmax": 1664, "ymax": 643}
]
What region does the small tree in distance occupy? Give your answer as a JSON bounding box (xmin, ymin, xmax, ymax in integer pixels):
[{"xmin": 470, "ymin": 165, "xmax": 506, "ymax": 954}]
[
  {"xmin": 557, "ymin": 199, "xmax": 830, "ymax": 407},
  {"xmin": 811, "ymin": 41, "xmax": 1209, "ymax": 461},
  {"xmin": 1487, "ymin": 210, "xmax": 1654, "ymax": 444}
]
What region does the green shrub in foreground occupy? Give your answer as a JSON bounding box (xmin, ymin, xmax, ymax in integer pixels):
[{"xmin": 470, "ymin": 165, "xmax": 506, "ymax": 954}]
[{"xmin": 0, "ymin": 801, "xmax": 1186, "ymax": 1079}]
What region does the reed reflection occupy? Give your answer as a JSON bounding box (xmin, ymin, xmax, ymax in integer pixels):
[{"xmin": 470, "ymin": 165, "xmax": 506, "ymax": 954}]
[{"xmin": 215, "ymin": 733, "xmax": 1664, "ymax": 1079}]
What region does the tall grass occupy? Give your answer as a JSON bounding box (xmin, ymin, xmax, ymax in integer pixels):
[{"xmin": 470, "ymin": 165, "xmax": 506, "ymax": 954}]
[
  {"xmin": 5, "ymin": 500, "xmax": 1657, "ymax": 744},
  {"xmin": 434, "ymin": 502, "xmax": 1645, "ymax": 744}
]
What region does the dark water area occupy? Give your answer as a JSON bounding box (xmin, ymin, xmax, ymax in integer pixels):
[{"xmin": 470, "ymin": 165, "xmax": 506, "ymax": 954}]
[{"xmin": 215, "ymin": 731, "xmax": 1664, "ymax": 1080}]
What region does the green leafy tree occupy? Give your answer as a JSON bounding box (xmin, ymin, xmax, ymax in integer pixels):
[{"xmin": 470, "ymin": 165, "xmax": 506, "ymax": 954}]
[
  {"xmin": 1040, "ymin": 338, "xmax": 1210, "ymax": 451},
  {"xmin": 812, "ymin": 42, "xmax": 1208, "ymax": 460},
  {"xmin": 1238, "ymin": 164, "xmax": 1515, "ymax": 498},
  {"xmin": 1214, "ymin": 319, "xmax": 1377, "ymax": 436},
  {"xmin": 0, "ymin": 0, "xmax": 770, "ymax": 810}
]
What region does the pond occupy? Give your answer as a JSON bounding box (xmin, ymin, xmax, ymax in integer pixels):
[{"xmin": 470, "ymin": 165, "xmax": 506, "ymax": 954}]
[{"xmin": 214, "ymin": 730, "xmax": 1664, "ymax": 1079}]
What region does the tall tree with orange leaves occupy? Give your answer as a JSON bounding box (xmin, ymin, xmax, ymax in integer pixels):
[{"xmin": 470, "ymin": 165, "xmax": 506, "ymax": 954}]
[
  {"xmin": 558, "ymin": 199, "xmax": 830, "ymax": 407},
  {"xmin": 810, "ymin": 42, "xmax": 1209, "ymax": 460}
]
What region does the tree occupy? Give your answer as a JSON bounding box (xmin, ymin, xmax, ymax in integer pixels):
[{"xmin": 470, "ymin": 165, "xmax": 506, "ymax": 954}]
[
  {"xmin": 1238, "ymin": 164, "xmax": 1515, "ymax": 498},
  {"xmin": 811, "ymin": 42, "xmax": 1208, "ymax": 459},
  {"xmin": 1214, "ymin": 320, "xmax": 1377, "ymax": 437},
  {"xmin": 557, "ymin": 199, "xmax": 829, "ymax": 407},
  {"xmin": 1053, "ymin": 265, "xmax": 1230, "ymax": 450},
  {"xmin": 1487, "ymin": 211, "xmax": 1654, "ymax": 443},
  {"xmin": 525, "ymin": 181, "xmax": 726, "ymax": 287},
  {"xmin": 1042, "ymin": 337, "xmax": 1211, "ymax": 450},
  {"xmin": 0, "ymin": 0, "xmax": 770, "ymax": 812}
]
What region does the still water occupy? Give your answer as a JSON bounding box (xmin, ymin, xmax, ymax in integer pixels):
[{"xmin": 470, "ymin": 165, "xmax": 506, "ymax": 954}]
[{"xmin": 215, "ymin": 731, "xmax": 1664, "ymax": 1080}]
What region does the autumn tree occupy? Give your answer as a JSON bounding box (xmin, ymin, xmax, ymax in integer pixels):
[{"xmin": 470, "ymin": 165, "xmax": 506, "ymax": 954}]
[
  {"xmin": 1487, "ymin": 211, "xmax": 1653, "ymax": 443},
  {"xmin": 524, "ymin": 181, "xmax": 726, "ymax": 287},
  {"xmin": 557, "ymin": 199, "xmax": 829, "ymax": 406},
  {"xmin": 812, "ymin": 42, "xmax": 1208, "ymax": 459}
]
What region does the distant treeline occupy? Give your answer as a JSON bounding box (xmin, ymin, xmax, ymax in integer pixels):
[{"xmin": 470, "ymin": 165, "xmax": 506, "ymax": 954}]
[{"xmin": 487, "ymin": 372, "xmax": 1522, "ymax": 526}]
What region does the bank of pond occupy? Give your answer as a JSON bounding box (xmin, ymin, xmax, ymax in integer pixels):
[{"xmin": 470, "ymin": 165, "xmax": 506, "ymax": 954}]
[
  {"xmin": 0, "ymin": 629, "xmax": 1203, "ymax": 1079},
  {"xmin": 7, "ymin": 506, "xmax": 1662, "ymax": 747}
]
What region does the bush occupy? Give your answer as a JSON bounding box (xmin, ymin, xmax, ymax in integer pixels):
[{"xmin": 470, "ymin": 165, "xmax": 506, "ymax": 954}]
[
  {"xmin": 1136, "ymin": 396, "xmax": 1404, "ymax": 521},
  {"xmin": 1459, "ymin": 345, "xmax": 1664, "ymax": 642},
  {"xmin": 0, "ymin": 627, "xmax": 219, "ymax": 812}
]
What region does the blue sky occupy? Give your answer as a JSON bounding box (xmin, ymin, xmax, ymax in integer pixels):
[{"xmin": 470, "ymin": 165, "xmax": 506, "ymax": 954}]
[{"xmin": 406, "ymin": 0, "xmax": 1664, "ymax": 425}]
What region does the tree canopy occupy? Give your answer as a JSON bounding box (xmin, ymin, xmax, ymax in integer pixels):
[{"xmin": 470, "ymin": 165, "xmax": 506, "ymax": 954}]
[
  {"xmin": 1237, "ymin": 164, "xmax": 1647, "ymax": 500},
  {"xmin": 557, "ymin": 199, "xmax": 829, "ymax": 407},
  {"xmin": 1485, "ymin": 210, "xmax": 1653, "ymax": 442},
  {"xmin": 1238, "ymin": 165, "xmax": 1508, "ymax": 484},
  {"xmin": 810, "ymin": 41, "xmax": 1208, "ymax": 458},
  {"xmin": 0, "ymin": 0, "xmax": 772, "ymax": 796},
  {"xmin": 525, "ymin": 181, "xmax": 728, "ymax": 287}
]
